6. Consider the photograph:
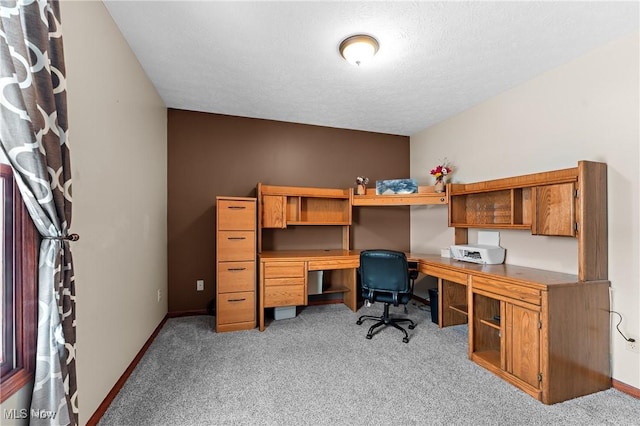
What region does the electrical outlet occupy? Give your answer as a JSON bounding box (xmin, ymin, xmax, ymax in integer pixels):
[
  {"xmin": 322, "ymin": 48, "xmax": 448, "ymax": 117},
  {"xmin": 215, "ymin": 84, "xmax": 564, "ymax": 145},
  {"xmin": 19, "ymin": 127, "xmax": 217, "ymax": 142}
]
[
  {"xmin": 157, "ymin": 289, "xmax": 162, "ymax": 302},
  {"xmin": 196, "ymin": 279, "xmax": 204, "ymax": 291},
  {"xmin": 626, "ymin": 340, "xmax": 639, "ymax": 353}
]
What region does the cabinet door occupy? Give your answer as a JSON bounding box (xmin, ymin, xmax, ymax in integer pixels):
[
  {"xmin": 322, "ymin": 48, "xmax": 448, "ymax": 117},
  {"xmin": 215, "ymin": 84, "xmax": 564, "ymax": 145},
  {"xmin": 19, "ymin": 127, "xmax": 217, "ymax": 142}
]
[
  {"xmin": 262, "ymin": 195, "xmax": 286, "ymax": 228},
  {"xmin": 506, "ymin": 303, "xmax": 541, "ymax": 389},
  {"xmin": 532, "ymin": 183, "xmax": 576, "ymax": 236}
]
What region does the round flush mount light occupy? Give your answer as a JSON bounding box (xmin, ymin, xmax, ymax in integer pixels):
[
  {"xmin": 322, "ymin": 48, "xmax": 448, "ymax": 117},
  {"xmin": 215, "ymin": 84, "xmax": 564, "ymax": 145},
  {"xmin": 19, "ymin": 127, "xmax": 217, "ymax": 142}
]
[{"xmin": 339, "ymin": 34, "xmax": 379, "ymax": 66}]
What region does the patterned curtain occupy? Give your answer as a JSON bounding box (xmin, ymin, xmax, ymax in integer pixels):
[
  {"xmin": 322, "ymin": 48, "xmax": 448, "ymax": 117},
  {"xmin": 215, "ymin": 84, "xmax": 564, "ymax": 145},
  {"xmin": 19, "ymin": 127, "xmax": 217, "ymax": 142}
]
[{"xmin": 0, "ymin": 1, "xmax": 77, "ymax": 425}]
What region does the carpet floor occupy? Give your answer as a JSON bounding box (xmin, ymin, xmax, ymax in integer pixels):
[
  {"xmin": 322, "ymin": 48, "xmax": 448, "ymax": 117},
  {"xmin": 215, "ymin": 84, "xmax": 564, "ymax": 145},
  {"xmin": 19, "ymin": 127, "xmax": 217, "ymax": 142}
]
[{"xmin": 99, "ymin": 302, "xmax": 640, "ymax": 425}]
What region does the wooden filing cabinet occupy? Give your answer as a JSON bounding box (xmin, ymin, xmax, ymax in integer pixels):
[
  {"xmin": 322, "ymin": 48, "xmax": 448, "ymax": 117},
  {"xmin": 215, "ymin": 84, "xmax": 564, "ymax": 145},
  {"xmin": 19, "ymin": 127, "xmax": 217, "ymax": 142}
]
[{"xmin": 216, "ymin": 197, "xmax": 256, "ymax": 332}]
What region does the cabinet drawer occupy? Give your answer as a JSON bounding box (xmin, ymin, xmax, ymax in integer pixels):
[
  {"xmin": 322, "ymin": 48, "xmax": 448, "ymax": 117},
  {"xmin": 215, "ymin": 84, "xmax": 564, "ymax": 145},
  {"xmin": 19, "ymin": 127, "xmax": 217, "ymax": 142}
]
[
  {"xmin": 263, "ymin": 261, "xmax": 305, "ymax": 278},
  {"xmin": 218, "ymin": 231, "xmax": 255, "ymax": 261},
  {"xmin": 218, "ymin": 199, "xmax": 256, "ymax": 231},
  {"xmin": 218, "ymin": 262, "xmax": 255, "ymax": 293},
  {"xmin": 217, "ymin": 291, "xmax": 255, "ymax": 325},
  {"xmin": 264, "ymin": 285, "xmax": 305, "ymax": 307},
  {"xmin": 308, "ymin": 258, "xmax": 358, "ymax": 271},
  {"xmin": 472, "ymin": 276, "xmax": 541, "ymax": 306},
  {"xmin": 422, "ymin": 264, "xmax": 468, "ymax": 285},
  {"xmin": 264, "ymin": 277, "xmax": 305, "ymax": 288}
]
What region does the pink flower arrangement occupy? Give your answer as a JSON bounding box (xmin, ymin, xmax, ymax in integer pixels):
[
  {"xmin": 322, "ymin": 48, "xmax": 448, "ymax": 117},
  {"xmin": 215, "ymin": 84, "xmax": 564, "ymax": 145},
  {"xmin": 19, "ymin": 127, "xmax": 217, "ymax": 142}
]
[{"xmin": 430, "ymin": 160, "xmax": 452, "ymax": 180}]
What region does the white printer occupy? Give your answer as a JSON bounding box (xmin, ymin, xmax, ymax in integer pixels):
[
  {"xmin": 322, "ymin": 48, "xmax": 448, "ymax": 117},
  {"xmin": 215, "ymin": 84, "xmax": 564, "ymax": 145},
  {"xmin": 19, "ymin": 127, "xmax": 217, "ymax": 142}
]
[{"xmin": 450, "ymin": 231, "xmax": 506, "ymax": 265}]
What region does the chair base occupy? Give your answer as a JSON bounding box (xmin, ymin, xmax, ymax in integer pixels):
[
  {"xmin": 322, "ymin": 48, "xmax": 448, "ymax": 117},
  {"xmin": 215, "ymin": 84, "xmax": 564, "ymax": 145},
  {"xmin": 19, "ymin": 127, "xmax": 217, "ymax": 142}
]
[{"xmin": 357, "ymin": 302, "xmax": 416, "ymax": 343}]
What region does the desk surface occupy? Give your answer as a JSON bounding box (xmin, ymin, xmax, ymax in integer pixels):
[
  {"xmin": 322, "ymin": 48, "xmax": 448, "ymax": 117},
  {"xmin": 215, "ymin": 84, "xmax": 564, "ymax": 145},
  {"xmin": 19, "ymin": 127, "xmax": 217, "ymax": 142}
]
[{"xmin": 259, "ymin": 249, "xmax": 582, "ymax": 288}]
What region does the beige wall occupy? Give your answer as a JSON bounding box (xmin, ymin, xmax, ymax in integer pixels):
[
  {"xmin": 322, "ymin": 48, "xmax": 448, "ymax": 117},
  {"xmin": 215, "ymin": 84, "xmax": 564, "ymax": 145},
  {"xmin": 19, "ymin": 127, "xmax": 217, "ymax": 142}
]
[
  {"xmin": 1, "ymin": 3, "xmax": 167, "ymax": 423},
  {"xmin": 63, "ymin": 2, "xmax": 167, "ymax": 423},
  {"xmin": 410, "ymin": 32, "xmax": 640, "ymax": 389}
]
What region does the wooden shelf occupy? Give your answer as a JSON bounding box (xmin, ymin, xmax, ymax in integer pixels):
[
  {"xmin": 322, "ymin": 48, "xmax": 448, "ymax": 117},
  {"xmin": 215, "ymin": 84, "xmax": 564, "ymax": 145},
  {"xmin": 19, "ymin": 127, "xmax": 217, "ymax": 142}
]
[
  {"xmin": 449, "ymin": 223, "xmax": 531, "ymax": 230},
  {"xmin": 321, "ymin": 284, "xmax": 350, "ymax": 294},
  {"xmin": 352, "ymin": 185, "xmax": 448, "ymax": 206},
  {"xmin": 480, "ymin": 318, "xmax": 500, "ymax": 330},
  {"xmin": 449, "ymin": 304, "xmax": 468, "ymax": 316},
  {"xmin": 473, "ymin": 350, "xmax": 501, "ymax": 369},
  {"xmin": 287, "ymin": 221, "xmax": 351, "ymax": 226}
]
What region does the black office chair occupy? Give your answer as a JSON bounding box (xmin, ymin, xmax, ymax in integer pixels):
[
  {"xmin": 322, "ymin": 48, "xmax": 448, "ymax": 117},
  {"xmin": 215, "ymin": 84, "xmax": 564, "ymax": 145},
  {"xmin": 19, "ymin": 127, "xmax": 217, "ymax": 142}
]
[{"xmin": 356, "ymin": 250, "xmax": 416, "ymax": 343}]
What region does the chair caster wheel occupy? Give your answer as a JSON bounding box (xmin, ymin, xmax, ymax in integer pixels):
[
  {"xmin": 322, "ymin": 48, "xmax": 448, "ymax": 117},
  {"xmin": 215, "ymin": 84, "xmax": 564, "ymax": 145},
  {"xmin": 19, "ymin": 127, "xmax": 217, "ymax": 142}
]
[
  {"xmin": 408, "ymin": 324, "xmax": 415, "ymax": 330},
  {"xmin": 356, "ymin": 320, "xmax": 363, "ymax": 325},
  {"xmin": 403, "ymin": 337, "xmax": 409, "ymax": 343},
  {"xmin": 366, "ymin": 334, "xmax": 373, "ymax": 339}
]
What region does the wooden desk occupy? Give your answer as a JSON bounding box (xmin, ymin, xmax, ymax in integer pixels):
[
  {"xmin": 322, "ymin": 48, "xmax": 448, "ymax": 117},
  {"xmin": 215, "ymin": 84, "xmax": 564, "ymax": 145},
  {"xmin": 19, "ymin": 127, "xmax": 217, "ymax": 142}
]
[
  {"xmin": 259, "ymin": 250, "xmax": 360, "ymax": 332},
  {"xmin": 259, "ymin": 250, "xmax": 610, "ymax": 404}
]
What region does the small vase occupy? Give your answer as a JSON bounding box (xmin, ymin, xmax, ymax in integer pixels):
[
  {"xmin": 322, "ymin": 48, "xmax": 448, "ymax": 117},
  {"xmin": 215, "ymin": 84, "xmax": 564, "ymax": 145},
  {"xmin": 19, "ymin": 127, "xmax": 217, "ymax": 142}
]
[
  {"xmin": 356, "ymin": 184, "xmax": 366, "ymax": 195},
  {"xmin": 434, "ymin": 178, "xmax": 445, "ymax": 193}
]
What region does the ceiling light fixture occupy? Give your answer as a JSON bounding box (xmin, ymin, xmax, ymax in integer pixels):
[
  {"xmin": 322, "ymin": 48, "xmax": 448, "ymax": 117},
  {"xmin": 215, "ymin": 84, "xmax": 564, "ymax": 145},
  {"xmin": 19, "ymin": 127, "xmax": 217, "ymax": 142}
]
[{"xmin": 339, "ymin": 34, "xmax": 379, "ymax": 66}]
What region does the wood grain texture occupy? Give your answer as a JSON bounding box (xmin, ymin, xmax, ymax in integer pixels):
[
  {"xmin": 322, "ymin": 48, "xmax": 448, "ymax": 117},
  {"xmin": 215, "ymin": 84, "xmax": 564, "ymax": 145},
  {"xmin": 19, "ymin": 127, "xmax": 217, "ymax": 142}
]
[
  {"xmin": 532, "ymin": 183, "xmax": 576, "ymax": 236},
  {"xmin": 543, "ymin": 280, "xmax": 611, "ymax": 404},
  {"xmin": 441, "ymin": 279, "xmax": 468, "ymax": 327},
  {"xmin": 451, "ymin": 167, "xmax": 578, "ymax": 194},
  {"xmin": 578, "ymin": 161, "xmax": 608, "ymax": 281},
  {"xmin": 352, "ymin": 185, "xmax": 448, "ymax": 206},
  {"xmin": 216, "ymin": 197, "xmax": 257, "ymax": 332}
]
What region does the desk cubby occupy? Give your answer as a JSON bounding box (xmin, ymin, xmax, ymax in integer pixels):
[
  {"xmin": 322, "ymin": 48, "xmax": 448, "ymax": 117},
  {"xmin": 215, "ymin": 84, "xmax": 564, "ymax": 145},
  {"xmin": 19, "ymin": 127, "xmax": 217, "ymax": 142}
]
[
  {"xmin": 449, "ymin": 187, "xmax": 532, "ymax": 229},
  {"xmin": 258, "ymin": 183, "xmax": 351, "ymax": 229},
  {"xmin": 471, "ymin": 292, "xmax": 502, "ymax": 370}
]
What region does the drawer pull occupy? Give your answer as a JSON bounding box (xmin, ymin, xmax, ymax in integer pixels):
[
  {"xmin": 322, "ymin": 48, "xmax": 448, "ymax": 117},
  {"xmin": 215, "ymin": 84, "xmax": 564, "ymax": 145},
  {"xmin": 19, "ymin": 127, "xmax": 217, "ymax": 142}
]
[
  {"xmin": 227, "ymin": 237, "xmax": 246, "ymax": 240},
  {"xmin": 227, "ymin": 206, "xmax": 246, "ymax": 209},
  {"xmin": 228, "ymin": 298, "xmax": 246, "ymax": 302},
  {"xmin": 227, "ymin": 267, "xmax": 247, "ymax": 271}
]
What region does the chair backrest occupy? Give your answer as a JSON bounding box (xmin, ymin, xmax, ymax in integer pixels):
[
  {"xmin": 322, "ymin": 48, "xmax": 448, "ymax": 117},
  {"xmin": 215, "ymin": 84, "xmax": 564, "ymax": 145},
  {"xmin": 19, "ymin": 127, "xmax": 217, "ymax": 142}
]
[{"xmin": 359, "ymin": 250, "xmax": 410, "ymax": 293}]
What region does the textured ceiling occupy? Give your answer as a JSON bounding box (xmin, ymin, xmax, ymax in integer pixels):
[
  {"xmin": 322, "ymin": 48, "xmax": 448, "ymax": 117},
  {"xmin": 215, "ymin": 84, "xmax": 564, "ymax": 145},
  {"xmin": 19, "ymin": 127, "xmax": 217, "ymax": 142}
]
[{"xmin": 103, "ymin": 1, "xmax": 639, "ymax": 136}]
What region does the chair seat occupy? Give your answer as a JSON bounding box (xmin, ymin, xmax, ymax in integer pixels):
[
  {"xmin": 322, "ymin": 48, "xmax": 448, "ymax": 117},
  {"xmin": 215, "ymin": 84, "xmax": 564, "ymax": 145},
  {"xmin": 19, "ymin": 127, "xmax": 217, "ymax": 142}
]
[{"xmin": 363, "ymin": 290, "xmax": 411, "ymax": 306}]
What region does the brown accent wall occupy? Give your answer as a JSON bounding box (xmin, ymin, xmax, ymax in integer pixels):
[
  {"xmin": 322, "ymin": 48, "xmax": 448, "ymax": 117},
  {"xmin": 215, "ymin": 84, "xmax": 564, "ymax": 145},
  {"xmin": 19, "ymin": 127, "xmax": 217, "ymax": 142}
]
[{"xmin": 168, "ymin": 109, "xmax": 410, "ymax": 312}]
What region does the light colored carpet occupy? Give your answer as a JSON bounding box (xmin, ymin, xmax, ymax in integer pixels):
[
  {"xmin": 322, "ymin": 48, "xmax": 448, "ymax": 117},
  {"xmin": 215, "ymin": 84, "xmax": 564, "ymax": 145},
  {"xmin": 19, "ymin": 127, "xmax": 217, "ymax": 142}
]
[{"xmin": 99, "ymin": 303, "xmax": 640, "ymax": 425}]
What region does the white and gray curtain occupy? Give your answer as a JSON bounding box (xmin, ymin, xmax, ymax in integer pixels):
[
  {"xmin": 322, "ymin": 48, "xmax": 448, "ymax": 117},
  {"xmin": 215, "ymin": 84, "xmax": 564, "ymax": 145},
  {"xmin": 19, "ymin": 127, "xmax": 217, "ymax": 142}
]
[{"xmin": 0, "ymin": 1, "xmax": 77, "ymax": 425}]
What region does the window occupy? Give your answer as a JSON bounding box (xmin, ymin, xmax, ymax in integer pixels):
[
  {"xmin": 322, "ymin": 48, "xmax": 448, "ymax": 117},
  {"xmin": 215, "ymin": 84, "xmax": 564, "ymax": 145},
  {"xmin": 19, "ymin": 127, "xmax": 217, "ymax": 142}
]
[{"xmin": 0, "ymin": 164, "xmax": 37, "ymax": 402}]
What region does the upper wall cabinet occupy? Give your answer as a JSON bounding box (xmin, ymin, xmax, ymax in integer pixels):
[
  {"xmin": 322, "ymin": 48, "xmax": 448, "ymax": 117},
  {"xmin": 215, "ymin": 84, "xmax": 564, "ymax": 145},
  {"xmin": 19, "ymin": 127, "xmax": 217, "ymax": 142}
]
[
  {"xmin": 257, "ymin": 183, "xmax": 352, "ymax": 228},
  {"xmin": 448, "ymin": 161, "xmax": 607, "ymax": 282},
  {"xmin": 448, "ymin": 165, "xmax": 583, "ymax": 236}
]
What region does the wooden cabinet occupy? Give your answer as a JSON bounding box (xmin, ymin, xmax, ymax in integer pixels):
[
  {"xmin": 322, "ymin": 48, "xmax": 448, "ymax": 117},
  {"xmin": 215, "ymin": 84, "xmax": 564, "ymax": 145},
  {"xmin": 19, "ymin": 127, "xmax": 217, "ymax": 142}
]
[
  {"xmin": 216, "ymin": 197, "xmax": 257, "ymax": 332},
  {"xmin": 467, "ymin": 272, "xmax": 610, "ymax": 404},
  {"xmin": 257, "ymin": 183, "xmax": 353, "ymax": 254},
  {"xmin": 258, "ymin": 250, "xmax": 359, "ymax": 331},
  {"xmin": 471, "ymin": 276, "xmax": 543, "ymax": 400},
  {"xmin": 258, "ymin": 183, "xmax": 351, "ymax": 229},
  {"xmin": 448, "ymin": 164, "xmax": 584, "ymax": 235},
  {"xmin": 449, "ymin": 161, "xmax": 607, "ymax": 282}
]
